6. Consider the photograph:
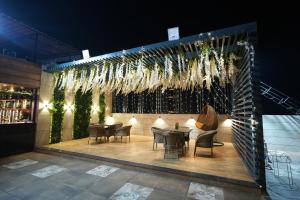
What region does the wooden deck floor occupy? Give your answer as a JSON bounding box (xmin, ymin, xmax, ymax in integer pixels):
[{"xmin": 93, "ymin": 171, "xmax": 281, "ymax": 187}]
[{"xmin": 43, "ymin": 135, "xmax": 254, "ymax": 185}]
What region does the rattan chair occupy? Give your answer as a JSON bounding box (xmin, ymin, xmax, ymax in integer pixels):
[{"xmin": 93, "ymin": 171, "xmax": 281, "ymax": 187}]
[
  {"xmin": 194, "ymin": 130, "xmax": 217, "ymax": 157},
  {"xmin": 88, "ymin": 125, "xmax": 106, "ymax": 144},
  {"xmin": 115, "ymin": 125, "xmax": 132, "ymax": 143},
  {"xmin": 105, "ymin": 123, "xmax": 123, "ymax": 142},
  {"xmin": 164, "ymin": 132, "xmax": 185, "ymax": 159},
  {"xmin": 178, "ymin": 126, "xmax": 191, "ymax": 148},
  {"xmin": 151, "ymin": 127, "xmax": 168, "ymax": 150},
  {"xmin": 88, "ymin": 125, "xmax": 98, "ymax": 144}
]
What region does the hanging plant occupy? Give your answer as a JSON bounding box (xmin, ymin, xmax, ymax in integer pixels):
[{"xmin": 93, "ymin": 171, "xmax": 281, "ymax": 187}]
[
  {"xmin": 73, "ymin": 87, "xmax": 93, "ymax": 139},
  {"xmin": 98, "ymin": 92, "xmax": 106, "ymax": 124},
  {"xmin": 55, "ymin": 40, "xmax": 240, "ymax": 94},
  {"xmin": 50, "ymin": 73, "xmax": 65, "ymax": 144}
]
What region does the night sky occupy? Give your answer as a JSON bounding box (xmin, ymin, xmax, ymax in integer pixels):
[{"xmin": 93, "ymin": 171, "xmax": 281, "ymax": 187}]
[{"xmin": 0, "ymin": 1, "xmax": 299, "ymax": 114}]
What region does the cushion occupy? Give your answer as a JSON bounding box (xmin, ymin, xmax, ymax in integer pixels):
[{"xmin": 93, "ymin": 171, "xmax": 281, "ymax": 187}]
[{"xmin": 195, "ymin": 121, "xmax": 204, "ymax": 129}]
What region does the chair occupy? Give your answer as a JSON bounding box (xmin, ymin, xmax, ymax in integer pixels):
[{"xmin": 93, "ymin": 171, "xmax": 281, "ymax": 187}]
[
  {"xmin": 151, "ymin": 127, "xmax": 168, "ymax": 150},
  {"xmin": 105, "ymin": 123, "xmax": 123, "ymax": 142},
  {"xmin": 194, "ymin": 130, "xmax": 217, "ymax": 157},
  {"xmin": 195, "ymin": 104, "xmax": 218, "ymax": 131},
  {"xmin": 115, "ymin": 125, "xmax": 132, "ymax": 143},
  {"xmin": 178, "ymin": 126, "xmax": 191, "ymax": 148},
  {"xmin": 88, "ymin": 125, "xmax": 98, "ymax": 144},
  {"xmin": 96, "ymin": 125, "xmax": 107, "ymax": 143},
  {"xmin": 164, "ymin": 132, "xmax": 185, "ymax": 159},
  {"xmin": 88, "ymin": 124, "xmax": 107, "ymax": 144}
]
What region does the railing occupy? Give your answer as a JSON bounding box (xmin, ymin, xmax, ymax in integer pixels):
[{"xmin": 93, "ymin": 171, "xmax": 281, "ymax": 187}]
[{"xmin": 260, "ymin": 82, "xmax": 300, "ymax": 115}]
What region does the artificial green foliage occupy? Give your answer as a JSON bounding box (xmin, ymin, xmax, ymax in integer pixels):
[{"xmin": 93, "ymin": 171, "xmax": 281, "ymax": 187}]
[
  {"xmin": 73, "ymin": 87, "xmax": 93, "ymax": 139},
  {"xmin": 98, "ymin": 92, "xmax": 106, "ymax": 124},
  {"xmin": 0, "ymin": 91, "xmax": 32, "ymax": 99},
  {"xmin": 50, "ymin": 74, "xmax": 65, "ymax": 144}
]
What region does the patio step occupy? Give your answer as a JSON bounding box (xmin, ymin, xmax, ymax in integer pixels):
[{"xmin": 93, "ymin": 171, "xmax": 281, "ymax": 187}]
[{"xmin": 35, "ymin": 146, "xmax": 260, "ymax": 191}]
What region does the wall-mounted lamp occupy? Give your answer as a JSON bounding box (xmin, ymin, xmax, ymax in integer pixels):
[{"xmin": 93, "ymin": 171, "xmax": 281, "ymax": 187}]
[
  {"xmin": 186, "ymin": 117, "xmax": 196, "ymax": 127},
  {"xmin": 224, "ymin": 119, "xmax": 232, "ymax": 127},
  {"xmin": 64, "ymin": 104, "xmax": 73, "ymax": 112},
  {"xmin": 92, "ymin": 104, "xmax": 99, "ymax": 113},
  {"xmin": 129, "ymin": 115, "xmax": 137, "ymax": 124},
  {"xmin": 43, "ymin": 102, "xmax": 49, "ymax": 109},
  {"xmin": 155, "ymin": 116, "xmax": 165, "ymax": 126},
  {"xmin": 41, "ymin": 101, "xmax": 51, "ymax": 111},
  {"xmin": 106, "ymin": 114, "xmax": 115, "ymax": 125}
]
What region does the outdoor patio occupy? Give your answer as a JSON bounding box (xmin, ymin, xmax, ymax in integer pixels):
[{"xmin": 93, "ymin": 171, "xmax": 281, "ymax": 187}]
[{"xmin": 39, "ymin": 135, "xmax": 255, "ymax": 186}]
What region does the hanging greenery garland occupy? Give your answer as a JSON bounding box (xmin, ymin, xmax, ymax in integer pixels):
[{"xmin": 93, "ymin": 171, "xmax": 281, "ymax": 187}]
[
  {"xmin": 54, "ymin": 44, "xmax": 240, "ymax": 94},
  {"xmin": 98, "ymin": 92, "xmax": 106, "ymax": 124},
  {"xmin": 73, "ymin": 87, "xmax": 93, "ymax": 139},
  {"xmin": 50, "ymin": 73, "xmax": 65, "ymax": 144}
]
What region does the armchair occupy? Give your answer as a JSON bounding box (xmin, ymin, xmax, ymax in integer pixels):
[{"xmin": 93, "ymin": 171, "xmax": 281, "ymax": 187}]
[
  {"xmin": 194, "ymin": 130, "xmax": 217, "ymax": 157},
  {"xmin": 115, "ymin": 125, "xmax": 132, "ymax": 143}
]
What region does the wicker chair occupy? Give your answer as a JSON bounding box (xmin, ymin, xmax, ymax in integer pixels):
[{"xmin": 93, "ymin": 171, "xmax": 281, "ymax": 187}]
[
  {"xmin": 151, "ymin": 127, "xmax": 168, "ymax": 150},
  {"xmin": 88, "ymin": 125, "xmax": 106, "ymax": 144},
  {"xmin": 115, "ymin": 125, "xmax": 132, "ymax": 143},
  {"xmin": 178, "ymin": 126, "xmax": 191, "ymax": 148},
  {"xmin": 105, "ymin": 123, "xmax": 123, "ymax": 142},
  {"xmin": 164, "ymin": 132, "xmax": 185, "ymax": 159},
  {"xmin": 194, "ymin": 130, "xmax": 217, "ymax": 157}
]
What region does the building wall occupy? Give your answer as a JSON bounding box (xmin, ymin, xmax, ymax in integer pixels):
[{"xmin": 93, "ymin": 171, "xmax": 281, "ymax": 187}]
[
  {"xmin": 111, "ymin": 113, "xmax": 232, "ymax": 141},
  {"xmin": 35, "ymin": 72, "xmax": 54, "ymax": 147},
  {"xmin": 0, "ymin": 54, "xmax": 41, "ymax": 88},
  {"xmin": 35, "ymin": 71, "xmax": 232, "ymax": 147},
  {"xmin": 35, "ymin": 71, "xmax": 112, "ymax": 147}
]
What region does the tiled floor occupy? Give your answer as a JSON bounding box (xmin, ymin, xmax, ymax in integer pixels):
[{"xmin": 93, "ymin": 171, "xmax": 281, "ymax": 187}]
[
  {"xmin": 42, "ymin": 135, "xmax": 253, "ymax": 183},
  {"xmin": 0, "ymin": 152, "xmax": 264, "ymax": 200}
]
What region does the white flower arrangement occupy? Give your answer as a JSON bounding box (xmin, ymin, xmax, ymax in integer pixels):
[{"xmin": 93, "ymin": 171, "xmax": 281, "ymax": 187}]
[{"xmin": 54, "ymin": 46, "xmax": 240, "ymax": 94}]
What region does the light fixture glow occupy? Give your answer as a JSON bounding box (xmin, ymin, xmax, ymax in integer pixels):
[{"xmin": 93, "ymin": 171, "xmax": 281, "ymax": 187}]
[
  {"xmin": 155, "ymin": 116, "xmax": 165, "ymax": 126},
  {"xmin": 106, "ymin": 115, "xmax": 115, "ymax": 125},
  {"xmin": 64, "ymin": 103, "xmax": 73, "ymax": 112},
  {"xmin": 129, "ymin": 116, "xmax": 137, "ymax": 124},
  {"xmin": 92, "ymin": 104, "xmax": 99, "ymax": 113},
  {"xmin": 41, "ymin": 101, "xmax": 51, "ymax": 111},
  {"xmin": 186, "ymin": 117, "xmax": 196, "ymax": 127},
  {"xmin": 224, "ymin": 119, "xmax": 232, "ymax": 127}
]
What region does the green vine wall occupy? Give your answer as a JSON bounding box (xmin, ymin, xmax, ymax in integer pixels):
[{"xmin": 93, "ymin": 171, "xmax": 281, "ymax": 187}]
[
  {"xmin": 50, "ymin": 74, "xmax": 65, "ymax": 144},
  {"xmin": 73, "ymin": 87, "xmax": 93, "ymax": 139},
  {"xmin": 98, "ymin": 92, "xmax": 106, "ymax": 124}
]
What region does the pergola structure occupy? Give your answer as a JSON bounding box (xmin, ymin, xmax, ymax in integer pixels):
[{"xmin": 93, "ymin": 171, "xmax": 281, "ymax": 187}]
[{"xmin": 45, "ymin": 22, "xmax": 266, "ymax": 189}]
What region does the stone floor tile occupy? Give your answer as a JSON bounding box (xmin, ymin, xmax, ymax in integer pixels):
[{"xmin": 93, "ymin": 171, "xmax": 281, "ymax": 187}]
[
  {"xmin": 69, "ymin": 191, "xmax": 106, "ymax": 200},
  {"xmin": 154, "ymin": 176, "xmax": 189, "ymax": 197},
  {"xmin": 2, "ymin": 159, "xmax": 38, "ymax": 169},
  {"xmin": 109, "ymin": 182, "xmax": 153, "ymax": 200},
  {"xmin": 187, "ymin": 182, "xmax": 224, "ymax": 200},
  {"xmin": 31, "ymin": 165, "xmax": 67, "ymax": 178},
  {"xmin": 86, "ymin": 165, "xmax": 119, "ymax": 177},
  {"xmin": 0, "ymin": 174, "xmax": 40, "ymax": 192},
  {"xmin": 147, "ymin": 189, "xmax": 184, "ymax": 200}
]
